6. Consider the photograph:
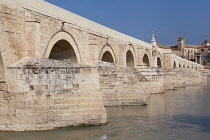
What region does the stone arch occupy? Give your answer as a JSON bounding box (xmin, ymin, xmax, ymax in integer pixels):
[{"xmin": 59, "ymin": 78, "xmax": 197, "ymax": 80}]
[
  {"xmin": 48, "ymin": 40, "xmax": 78, "ymax": 62},
  {"xmin": 179, "ymin": 63, "xmax": 181, "ymax": 67},
  {"xmin": 143, "ymin": 54, "xmax": 150, "ymax": 67},
  {"xmin": 44, "ymin": 31, "xmax": 81, "ymax": 63},
  {"xmin": 173, "ymin": 61, "xmax": 176, "ymax": 68},
  {"xmin": 126, "ymin": 50, "xmax": 135, "ymax": 68},
  {"xmin": 157, "ymin": 57, "xmax": 162, "ymax": 68},
  {"xmin": 99, "ymin": 45, "xmax": 116, "ymax": 64},
  {"xmin": 125, "ymin": 44, "xmax": 136, "ymax": 68},
  {"xmin": 101, "ymin": 51, "xmax": 114, "ymax": 63}
]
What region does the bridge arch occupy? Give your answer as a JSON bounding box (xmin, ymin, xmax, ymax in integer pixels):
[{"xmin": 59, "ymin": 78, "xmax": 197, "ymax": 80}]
[
  {"xmin": 157, "ymin": 57, "xmax": 162, "ymax": 68},
  {"xmin": 173, "ymin": 61, "xmax": 176, "ymax": 68},
  {"xmin": 125, "ymin": 44, "xmax": 136, "ymax": 68},
  {"xmin": 143, "ymin": 54, "xmax": 150, "ymax": 67},
  {"xmin": 44, "ymin": 31, "xmax": 81, "ymax": 63},
  {"xmin": 142, "ymin": 49, "xmax": 151, "ymax": 67},
  {"xmin": 126, "ymin": 50, "xmax": 135, "ymax": 68},
  {"xmin": 99, "ymin": 45, "xmax": 116, "ymax": 64}
]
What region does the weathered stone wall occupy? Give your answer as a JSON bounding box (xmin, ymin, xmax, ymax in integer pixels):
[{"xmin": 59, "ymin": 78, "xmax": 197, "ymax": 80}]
[
  {"xmin": 97, "ymin": 63, "xmax": 165, "ymax": 106},
  {"xmin": 0, "ymin": 58, "xmax": 106, "ymax": 131},
  {"xmin": 98, "ymin": 63, "xmax": 148, "ymax": 106},
  {"xmin": 201, "ymin": 69, "xmax": 210, "ymax": 80},
  {"xmin": 138, "ymin": 68, "xmax": 165, "ymax": 94},
  {"xmin": 164, "ymin": 68, "xmax": 207, "ymax": 90},
  {"xmin": 0, "ymin": 0, "xmax": 207, "ymax": 132}
]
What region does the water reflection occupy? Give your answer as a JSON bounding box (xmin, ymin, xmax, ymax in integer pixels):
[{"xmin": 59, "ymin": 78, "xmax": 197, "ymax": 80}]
[
  {"xmin": 0, "ymin": 84, "xmax": 210, "ymax": 140},
  {"xmin": 173, "ymin": 115, "xmax": 210, "ymax": 132}
]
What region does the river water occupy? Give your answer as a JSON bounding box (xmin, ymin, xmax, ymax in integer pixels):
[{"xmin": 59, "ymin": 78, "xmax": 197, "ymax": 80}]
[{"xmin": 0, "ymin": 83, "xmax": 210, "ymax": 140}]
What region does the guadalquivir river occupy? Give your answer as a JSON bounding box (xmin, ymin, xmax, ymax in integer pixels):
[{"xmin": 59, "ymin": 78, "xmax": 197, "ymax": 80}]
[{"xmin": 1, "ymin": 82, "xmax": 210, "ymax": 140}]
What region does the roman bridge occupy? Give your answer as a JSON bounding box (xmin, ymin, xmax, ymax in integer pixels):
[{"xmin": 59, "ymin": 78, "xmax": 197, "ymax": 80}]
[
  {"xmin": 0, "ymin": 0, "xmax": 205, "ymax": 131},
  {"xmin": 43, "ymin": 30, "xmax": 201, "ymax": 70},
  {"xmin": 0, "ymin": 0, "xmax": 202, "ymax": 77}
]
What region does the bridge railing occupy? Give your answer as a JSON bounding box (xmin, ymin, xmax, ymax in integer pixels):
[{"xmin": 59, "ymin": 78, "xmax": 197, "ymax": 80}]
[{"xmin": 171, "ymin": 54, "xmax": 204, "ymax": 69}]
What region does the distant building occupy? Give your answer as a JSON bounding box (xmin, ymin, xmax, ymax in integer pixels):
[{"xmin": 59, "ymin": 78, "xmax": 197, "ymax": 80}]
[
  {"xmin": 158, "ymin": 35, "xmax": 210, "ymax": 68},
  {"xmin": 195, "ymin": 38, "xmax": 210, "ymax": 67}
]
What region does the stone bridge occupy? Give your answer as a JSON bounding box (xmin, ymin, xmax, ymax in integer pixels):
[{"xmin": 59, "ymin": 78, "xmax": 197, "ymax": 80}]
[{"xmin": 0, "ymin": 0, "xmax": 205, "ymax": 131}]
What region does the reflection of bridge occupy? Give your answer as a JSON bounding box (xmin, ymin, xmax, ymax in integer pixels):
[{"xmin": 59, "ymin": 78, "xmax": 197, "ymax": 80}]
[{"xmin": 0, "ymin": 0, "xmax": 205, "ymax": 131}]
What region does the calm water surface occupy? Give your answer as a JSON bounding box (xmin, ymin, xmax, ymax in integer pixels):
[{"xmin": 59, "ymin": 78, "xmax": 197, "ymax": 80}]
[{"xmin": 1, "ymin": 83, "xmax": 210, "ymax": 140}]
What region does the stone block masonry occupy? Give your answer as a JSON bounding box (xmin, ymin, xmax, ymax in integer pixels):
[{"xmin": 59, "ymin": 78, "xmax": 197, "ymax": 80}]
[
  {"xmin": 0, "ymin": 0, "xmax": 207, "ymax": 131},
  {"xmin": 0, "ymin": 58, "xmax": 106, "ymax": 131},
  {"xmin": 98, "ymin": 63, "xmax": 148, "ymax": 106},
  {"xmin": 164, "ymin": 68, "xmax": 207, "ymax": 90},
  {"xmin": 98, "ymin": 63, "xmax": 166, "ymax": 107}
]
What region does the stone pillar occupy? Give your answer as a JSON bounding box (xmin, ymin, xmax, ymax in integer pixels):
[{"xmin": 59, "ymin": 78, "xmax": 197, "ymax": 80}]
[
  {"xmin": 136, "ymin": 47, "xmax": 146, "ymax": 68},
  {"xmin": 34, "ymin": 19, "xmax": 41, "ymax": 58},
  {"xmin": 118, "ymin": 44, "xmax": 125, "ymax": 66},
  {"xmin": 200, "ymin": 56, "xmax": 202, "ymax": 65},
  {"xmin": 25, "ymin": 18, "xmax": 41, "ymax": 58},
  {"xmin": 152, "ymin": 56, "xmax": 158, "ymax": 68},
  {"xmin": 88, "ymin": 35, "xmax": 98, "ymax": 65},
  {"xmin": 136, "ymin": 47, "xmax": 143, "ymax": 66}
]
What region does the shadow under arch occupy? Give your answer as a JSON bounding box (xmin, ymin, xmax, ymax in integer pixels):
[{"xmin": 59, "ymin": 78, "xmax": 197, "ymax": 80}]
[
  {"xmin": 101, "ymin": 51, "xmax": 114, "ymax": 63},
  {"xmin": 143, "ymin": 54, "xmax": 150, "ymax": 67},
  {"xmin": 125, "ymin": 44, "xmax": 136, "ymax": 68},
  {"xmin": 126, "ymin": 50, "xmax": 135, "ymax": 68},
  {"xmin": 157, "ymin": 57, "xmax": 162, "ymax": 68},
  {"xmin": 99, "ymin": 45, "xmax": 116, "ymax": 64},
  {"xmin": 49, "ymin": 40, "xmax": 78, "ymax": 62},
  {"xmin": 173, "ymin": 61, "xmax": 176, "ymax": 68},
  {"xmin": 44, "ymin": 31, "xmax": 81, "ymax": 63}
]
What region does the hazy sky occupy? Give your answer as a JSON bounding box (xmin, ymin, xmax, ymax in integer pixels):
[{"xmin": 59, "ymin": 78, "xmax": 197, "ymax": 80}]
[{"xmin": 45, "ymin": 0, "xmax": 210, "ymax": 45}]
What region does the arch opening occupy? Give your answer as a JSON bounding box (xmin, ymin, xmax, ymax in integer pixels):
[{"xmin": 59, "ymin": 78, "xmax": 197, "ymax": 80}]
[
  {"xmin": 157, "ymin": 57, "xmax": 161, "ymax": 68},
  {"xmin": 49, "ymin": 40, "xmax": 78, "ymax": 63},
  {"xmin": 126, "ymin": 50, "xmax": 135, "ymax": 68},
  {"xmin": 173, "ymin": 61, "xmax": 176, "ymax": 68},
  {"xmin": 101, "ymin": 51, "xmax": 114, "ymax": 63},
  {"xmin": 143, "ymin": 54, "xmax": 150, "ymax": 67},
  {"xmin": 179, "ymin": 63, "xmax": 181, "ymax": 67}
]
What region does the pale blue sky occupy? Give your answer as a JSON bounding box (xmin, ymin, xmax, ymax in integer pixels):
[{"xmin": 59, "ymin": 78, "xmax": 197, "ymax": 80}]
[{"xmin": 45, "ymin": 0, "xmax": 210, "ymax": 45}]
